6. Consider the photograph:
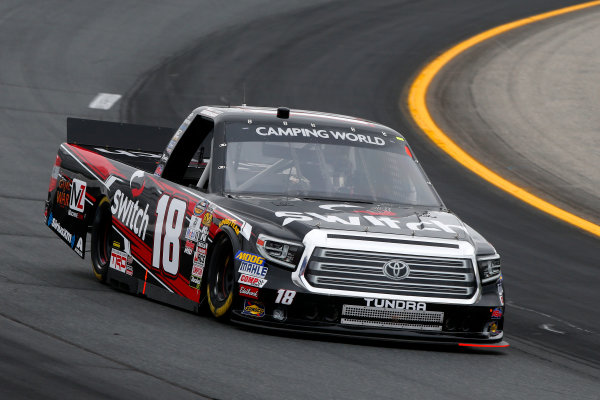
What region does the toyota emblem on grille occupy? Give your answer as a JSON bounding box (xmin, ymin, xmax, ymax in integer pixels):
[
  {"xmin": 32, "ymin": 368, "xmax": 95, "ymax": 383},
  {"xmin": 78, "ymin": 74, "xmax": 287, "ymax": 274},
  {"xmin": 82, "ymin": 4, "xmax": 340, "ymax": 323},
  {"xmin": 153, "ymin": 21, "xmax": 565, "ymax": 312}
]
[{"xmin": 382, "ymin": 260, "xmax": 410, "ymax": 280}]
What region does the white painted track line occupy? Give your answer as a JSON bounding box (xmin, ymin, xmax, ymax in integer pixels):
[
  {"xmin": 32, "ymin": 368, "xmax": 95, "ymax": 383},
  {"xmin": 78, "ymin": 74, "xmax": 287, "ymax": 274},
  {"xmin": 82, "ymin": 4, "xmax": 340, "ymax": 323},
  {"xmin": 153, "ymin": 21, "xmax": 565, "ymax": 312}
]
[{"xmin": 89, "ymin": 92, "xmax": 122, "ymax": 110}]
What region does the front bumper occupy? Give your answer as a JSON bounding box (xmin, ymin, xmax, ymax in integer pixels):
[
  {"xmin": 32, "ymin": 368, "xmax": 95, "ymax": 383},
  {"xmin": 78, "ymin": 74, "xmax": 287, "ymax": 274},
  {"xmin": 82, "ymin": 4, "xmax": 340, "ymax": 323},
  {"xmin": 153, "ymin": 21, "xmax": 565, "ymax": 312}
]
[{"xmin": 229, "ymin": 285, "xmax": 506, "ymax": 346}]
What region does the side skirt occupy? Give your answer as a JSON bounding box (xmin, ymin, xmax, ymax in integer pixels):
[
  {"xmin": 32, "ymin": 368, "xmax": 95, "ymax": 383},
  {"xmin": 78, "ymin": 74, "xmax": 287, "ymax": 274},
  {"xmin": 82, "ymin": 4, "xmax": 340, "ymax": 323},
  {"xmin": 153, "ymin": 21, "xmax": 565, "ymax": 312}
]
[{"xmin": 106, "ymin": 269, "xmax": 199, "ymax": 313}]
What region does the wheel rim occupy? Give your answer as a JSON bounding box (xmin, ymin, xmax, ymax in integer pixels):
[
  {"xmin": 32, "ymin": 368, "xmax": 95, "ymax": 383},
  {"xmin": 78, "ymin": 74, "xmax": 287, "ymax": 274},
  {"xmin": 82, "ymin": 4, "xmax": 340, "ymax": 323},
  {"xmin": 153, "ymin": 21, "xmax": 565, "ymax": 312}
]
[
  {"xmin": 98, "ymin": 221, "xmax": 110, "ymax": 265},
  {"xmin": 213, "ymin": 255, "xmax": 233, "ymax": 302},
  {"xmin": 91, "ymin": 197, "xmax": 112, "ymax": 281}
]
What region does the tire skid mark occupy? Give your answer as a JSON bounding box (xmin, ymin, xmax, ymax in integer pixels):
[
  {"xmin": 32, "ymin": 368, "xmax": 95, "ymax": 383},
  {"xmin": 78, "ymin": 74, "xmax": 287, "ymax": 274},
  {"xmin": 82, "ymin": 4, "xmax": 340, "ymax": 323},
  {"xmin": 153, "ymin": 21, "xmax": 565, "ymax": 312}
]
[{"xmin": 509, "ymin": 301, "xmax": 596, "ymax": 334}]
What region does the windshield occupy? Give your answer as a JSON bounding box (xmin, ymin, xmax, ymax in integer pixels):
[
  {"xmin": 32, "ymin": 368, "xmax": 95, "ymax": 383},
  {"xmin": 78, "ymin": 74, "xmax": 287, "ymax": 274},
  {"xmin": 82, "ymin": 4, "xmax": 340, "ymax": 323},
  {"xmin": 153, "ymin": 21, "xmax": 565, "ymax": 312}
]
[{"xmin": 223, "ymin": 122, "xmax": 442, "ymax": 207}]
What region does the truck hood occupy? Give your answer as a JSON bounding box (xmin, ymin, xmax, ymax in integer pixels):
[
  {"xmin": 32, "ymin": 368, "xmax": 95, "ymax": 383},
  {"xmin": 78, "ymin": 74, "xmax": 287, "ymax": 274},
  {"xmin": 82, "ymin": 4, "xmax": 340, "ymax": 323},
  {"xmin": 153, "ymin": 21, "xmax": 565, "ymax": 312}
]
[{"xmin": 222, "ymin": 195, "xmax": 493, "ymax": 253}]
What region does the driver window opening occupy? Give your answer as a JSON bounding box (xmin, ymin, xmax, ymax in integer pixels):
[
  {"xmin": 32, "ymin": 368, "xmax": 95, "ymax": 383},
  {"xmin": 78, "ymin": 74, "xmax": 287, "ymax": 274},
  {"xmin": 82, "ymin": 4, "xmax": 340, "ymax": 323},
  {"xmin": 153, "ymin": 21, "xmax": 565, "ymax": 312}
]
[{"xmin": 161, "ymin": 116, "xmax": 213, "ymax": 189}]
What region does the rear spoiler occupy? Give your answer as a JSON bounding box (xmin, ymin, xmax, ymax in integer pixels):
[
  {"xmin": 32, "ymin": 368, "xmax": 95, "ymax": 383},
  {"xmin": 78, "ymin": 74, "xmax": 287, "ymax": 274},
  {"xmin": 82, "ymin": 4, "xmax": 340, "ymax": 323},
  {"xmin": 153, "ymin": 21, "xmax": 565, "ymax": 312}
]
[
  {"xmin": 67, "ymin": 118, "xmax": 176, "ymax": 173},
  {"xmin": 67, "ymin": 118, "xmax": 175, "ymax": 153}
]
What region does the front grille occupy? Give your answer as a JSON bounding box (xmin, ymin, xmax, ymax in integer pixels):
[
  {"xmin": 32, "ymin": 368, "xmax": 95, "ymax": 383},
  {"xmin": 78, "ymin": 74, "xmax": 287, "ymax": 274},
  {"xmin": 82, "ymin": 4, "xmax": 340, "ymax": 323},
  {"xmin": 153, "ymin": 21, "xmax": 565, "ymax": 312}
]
[
  {"xmin": 340, "ymin": 319, "xmax": 442, "ymax": 330},
  {"xmin": 304, "ymin": 248, "xmax": 476, "ymax": 300},
  {"xmin": 341, "ymin": 305, "xmax": 443, "ymax": 331},
  {"xmin": 342, "ymin": 305, "xmax": 443, "ymax": 323}
]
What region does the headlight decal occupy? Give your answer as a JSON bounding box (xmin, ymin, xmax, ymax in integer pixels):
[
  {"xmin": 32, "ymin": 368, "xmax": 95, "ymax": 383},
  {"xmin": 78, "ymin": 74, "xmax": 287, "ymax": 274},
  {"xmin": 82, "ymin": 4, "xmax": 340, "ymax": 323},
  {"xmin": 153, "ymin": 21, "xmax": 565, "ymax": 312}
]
[
  {"xmin": 256, "ymin": 233, "xmax": 303, "ymax": 270},
  {"xmin": 477, "ymin": 255, "xmax": 501, "ymax": 284}
]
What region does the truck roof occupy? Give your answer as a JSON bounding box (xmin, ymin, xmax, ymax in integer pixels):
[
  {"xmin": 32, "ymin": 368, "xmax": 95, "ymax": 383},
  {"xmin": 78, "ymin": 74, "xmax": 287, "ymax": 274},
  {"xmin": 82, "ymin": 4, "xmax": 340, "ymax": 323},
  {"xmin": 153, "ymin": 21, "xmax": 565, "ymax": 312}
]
[{"xmin": 194, "ymin": 105, "xmax": 397, "ymax": 135}]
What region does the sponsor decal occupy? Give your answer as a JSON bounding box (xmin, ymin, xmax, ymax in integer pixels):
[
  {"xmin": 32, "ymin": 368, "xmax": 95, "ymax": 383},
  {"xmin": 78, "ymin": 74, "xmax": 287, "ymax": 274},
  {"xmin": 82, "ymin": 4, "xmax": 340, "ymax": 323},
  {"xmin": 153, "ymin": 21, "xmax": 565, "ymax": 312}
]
[
  {"xmin": 364, "ymin": 298, "xmax": 426, "ymax": 311},
  {"xmin": 255, "ymin": 127, "xmax": 385, "ymax": 146},
  {"xmin": 189, "ymin": 215, "xmax": 202, "ymax": 231},
  {"xmin": 275, "ymin": 206, "xmax": 467, "ymax": 235},
  {"xmin": 110, "ymin": 190, "xmax": 150, "ymax": 240},
  {"xmin": 238, "ymin": 261, "xmax": 268, "ymax": 278},
  {"xmin": 129, "ymin": 170, "xmax": 146, "ymax": 198},
  {"xmin": 112, "ymin": 241, "xmax": 121, "ymax": 249},
  {"xmin": 126, "ymin": 265, "xmax": 134, "ymax": 276},
  {"xmin": 193, "ymin": 254, "xmax": 206, "ymax": 269},
  {"xmin": 53, "ymin": 218, "xmax": 71, "ymax": 242},
  {"xmin": 191, "ymin": 265, "xmax": 204, "ymax": 278},
  {"xmin": 194, "ymin": 242, "xmax": 208, "ymax": 258},
  {"xmin": 238, "ymin": 274, "xmax": 267, "ymax": 288},
  {"xmin": 186, "ymin": 215, "xmax": 207, "ymax": 242},
  {"xmin": 196, "ymin": 241, "xmax": 208, "ymax": 254},
  {"xmin": 190, "ymin": 275, "xmax": 202, "ymax": 287},
  {"xmin": 195, "ymin": 203, "xmax": 250, "ymax": 241},
  {"xmin": 73, "ymin": 235, "xmax": 84, "ymax": 257},
  {"xmin": 56, "ymin": 178, "xmax": 71, "ymax": 208},
  {"xmin": 109, "ymin": 248, "xmax": 129, "ymax": 274},
  {"xmin": 491, "ymin": 307, "xmax": 503, "ymax": 319},
  {"xmin": 489, "ymin": 322, "xmax": 498, "ymax": 334},
  {"xmin": 194, "ymin": 200, "xmax": 208, "ymax": 215},
  {"xmin": 241, "ymin": 299, "xmax": 265, "ymax": 318},
  {"xmin": 69, "ymin": 179, "xmax": 87, "ymax": 212},
  {"xmin": 189, "ymin": 261, "xmax": 204, "ymax": 288},
  {"xmin": 166, "ymin": 140, "xmax": 176, "ymax": 154},
  {"xmin": 234, "ymin": 251, "xmax": 264, "ymax": 265},
  {"xmin": 185, "ymin": 227, "xmax": 200, "ymax": 242},
  {"xmin": 193, "ymin": 242, "xmax": 207, "ymax": 268},
  {"xmin": 202, "ymin": 212, "xmax": 212, "ymax": 227},
  {"xmin": 67, "ymin": 209, "xmax": 84, "ymax": 220},
  {"xmin": 199, "ymin": 225, "xmax": 209, "ymax": 242},
  {"xmin": 218, "ymin": 219, "xmax": 240, "ymax": 235},
  {"xmin": 154, "ymin": 164, "xmax": 164, "ymax": 176},
  {"xmin": 173, "ymin": 129, "xmax": 184, "ymax": 141},
  {"xmin": 48, "ymin": 213, "xmax": 83, "ymax": 256},
  {"xmin": 239, "ymin": 284, "xmax": 259, "ymax": 299},
  {"xmin": 184, "ymin": 240, "xmax": 195, "ymax": 255}
]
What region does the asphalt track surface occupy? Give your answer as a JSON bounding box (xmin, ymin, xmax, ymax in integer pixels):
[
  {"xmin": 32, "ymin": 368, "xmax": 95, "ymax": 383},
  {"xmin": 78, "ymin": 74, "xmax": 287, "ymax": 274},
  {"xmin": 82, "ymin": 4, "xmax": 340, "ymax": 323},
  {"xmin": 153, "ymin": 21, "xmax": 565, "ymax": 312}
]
[{"xmin": 1, "ymin": 1, "xmax": 599, "ymax": 399}]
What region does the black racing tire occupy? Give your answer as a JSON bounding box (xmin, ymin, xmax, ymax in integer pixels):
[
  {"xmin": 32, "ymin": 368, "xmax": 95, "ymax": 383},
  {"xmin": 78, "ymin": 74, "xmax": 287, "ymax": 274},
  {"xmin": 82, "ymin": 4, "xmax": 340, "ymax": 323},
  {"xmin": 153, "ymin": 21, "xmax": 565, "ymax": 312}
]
[
  {"xmin": 206, "ymin": 235, "xmax": 235, "ymax": 319},
  {"xmin": 90, "ymin": 197, "xmax": 112, "ymax": 283}
]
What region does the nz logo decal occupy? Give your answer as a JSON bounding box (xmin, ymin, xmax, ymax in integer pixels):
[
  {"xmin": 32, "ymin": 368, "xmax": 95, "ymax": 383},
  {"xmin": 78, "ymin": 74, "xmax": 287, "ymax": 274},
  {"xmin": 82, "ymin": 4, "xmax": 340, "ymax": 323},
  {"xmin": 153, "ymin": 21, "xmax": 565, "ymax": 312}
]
[{"xmin": 69, "ymin": 179, "xmax": 87, "ymax": 213}]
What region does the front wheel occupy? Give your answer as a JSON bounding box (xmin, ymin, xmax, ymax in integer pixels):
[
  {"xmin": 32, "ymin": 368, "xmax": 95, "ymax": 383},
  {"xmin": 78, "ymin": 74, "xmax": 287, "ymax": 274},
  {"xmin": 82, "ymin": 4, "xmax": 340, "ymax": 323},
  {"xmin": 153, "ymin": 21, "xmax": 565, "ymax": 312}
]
[
  {"xmin": 206, "ymin": 236, "xmax": 235, "ymax": 319},
  {"xmin": 90, "ymin": 197, "xmax": 112, "ymax": 283}
]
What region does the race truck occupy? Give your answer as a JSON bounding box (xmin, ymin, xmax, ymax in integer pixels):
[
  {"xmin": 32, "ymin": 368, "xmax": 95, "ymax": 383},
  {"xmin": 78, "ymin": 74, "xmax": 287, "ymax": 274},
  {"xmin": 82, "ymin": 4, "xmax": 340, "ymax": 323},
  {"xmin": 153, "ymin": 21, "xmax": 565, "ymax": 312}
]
[{"xmin": 44, "ymin": 105, "xmax": 507, "ymax": 347}]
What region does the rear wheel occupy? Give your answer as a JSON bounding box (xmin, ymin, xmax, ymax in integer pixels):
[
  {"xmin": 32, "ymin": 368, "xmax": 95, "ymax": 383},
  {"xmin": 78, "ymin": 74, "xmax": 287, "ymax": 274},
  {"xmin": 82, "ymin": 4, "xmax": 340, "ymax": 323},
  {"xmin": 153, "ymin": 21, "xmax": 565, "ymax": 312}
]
[
  {"xmin": 90, "ymin": 197, "xmax": 112, "ymax": 283},
  {"xmin": 206, "ymin": 236, "xmax": 235, "ymax": 319}
]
